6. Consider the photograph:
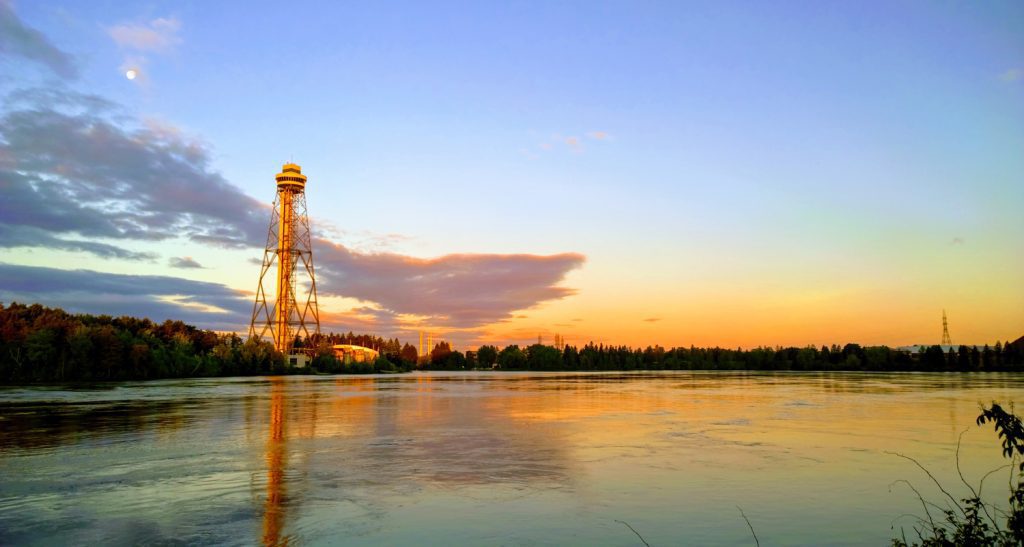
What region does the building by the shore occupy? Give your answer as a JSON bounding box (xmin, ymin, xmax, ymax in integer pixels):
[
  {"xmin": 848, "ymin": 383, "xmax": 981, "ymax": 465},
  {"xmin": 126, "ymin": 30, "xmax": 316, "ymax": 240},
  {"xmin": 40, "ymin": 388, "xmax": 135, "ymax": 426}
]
[{"xmin": 332, "ymin": 344, "xmax": 379, "ymax": 363}]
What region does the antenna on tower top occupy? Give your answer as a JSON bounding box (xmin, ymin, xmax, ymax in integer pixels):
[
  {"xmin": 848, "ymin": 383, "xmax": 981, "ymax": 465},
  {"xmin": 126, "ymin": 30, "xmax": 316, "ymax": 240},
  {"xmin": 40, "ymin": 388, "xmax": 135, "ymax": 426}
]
[{"xmin": 941, "ymin": 309, "xmax": 952, "ymax": 346}]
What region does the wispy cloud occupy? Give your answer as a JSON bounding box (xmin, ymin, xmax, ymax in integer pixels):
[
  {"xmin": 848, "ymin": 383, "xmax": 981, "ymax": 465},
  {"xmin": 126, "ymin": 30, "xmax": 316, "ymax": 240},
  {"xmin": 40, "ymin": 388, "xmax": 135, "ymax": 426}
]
[
  {"xmin": 314, "ymin": 225, "xmax": 413, "ymax": 253},
  {"xmin": 108, "ymin": 17, "xmax": 181, "ymax": 52},
  {"xmin": 0, "ymin": 224, "xmax": 156, "ymax": 261},
  {"xmin": 999, "ymin": 68, "xmax": 1022, "ymax": 82},
  {"xmin": 0, "ymin": 263, "xmax": 248, "ymax": 330},
  {"xmin": 320, "ymin": 306, "xmax": 407, "ymax": 335},
  {"xmin": 643, "ymin": 317, "xmax": 662, "ymax": 323},
  {"xmin": 0, "ymin": 1, "xmax": 78, "ymax": 79},
  {"xmin": 950, "ymin": 237, "xmax": 965, "ymax": 246},
  {"xmin": 535, "ymin": 131, "xmax": 610, "ymax": 154},
  {"xmin": 169, "ymin": 256, "xmax": 203, "ymax": 268}
]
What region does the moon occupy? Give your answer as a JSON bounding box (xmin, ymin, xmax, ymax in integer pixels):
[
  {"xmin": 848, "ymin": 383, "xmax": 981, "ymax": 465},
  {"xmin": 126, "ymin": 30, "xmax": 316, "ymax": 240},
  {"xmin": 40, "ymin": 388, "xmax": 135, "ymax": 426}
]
[{"xmin": 125, "ymin": 69, "xmax": 137, "ymax": 80}]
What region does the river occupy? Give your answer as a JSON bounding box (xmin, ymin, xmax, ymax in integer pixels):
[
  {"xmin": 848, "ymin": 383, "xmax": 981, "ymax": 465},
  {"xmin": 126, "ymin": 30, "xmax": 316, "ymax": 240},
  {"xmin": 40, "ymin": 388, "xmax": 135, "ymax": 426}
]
[{"xmin": 1, "ymin": 371, "xmax": 1022, "ymax": 545}]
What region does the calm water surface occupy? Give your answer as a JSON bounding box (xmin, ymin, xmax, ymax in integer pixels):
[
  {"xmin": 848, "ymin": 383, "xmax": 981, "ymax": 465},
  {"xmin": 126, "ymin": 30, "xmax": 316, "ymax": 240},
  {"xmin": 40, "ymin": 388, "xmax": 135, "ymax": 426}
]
[{"xmin": 1, "ymin": 371, "xmax": 1022, "ymax": 545}]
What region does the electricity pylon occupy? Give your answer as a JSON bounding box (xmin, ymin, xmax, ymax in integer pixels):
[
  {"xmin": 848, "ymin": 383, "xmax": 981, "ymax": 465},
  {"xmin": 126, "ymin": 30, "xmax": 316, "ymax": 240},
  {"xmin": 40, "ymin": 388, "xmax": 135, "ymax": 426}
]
[{"xmin": 941, "ymin": 309, "xmax": 952, "ymax": 345}]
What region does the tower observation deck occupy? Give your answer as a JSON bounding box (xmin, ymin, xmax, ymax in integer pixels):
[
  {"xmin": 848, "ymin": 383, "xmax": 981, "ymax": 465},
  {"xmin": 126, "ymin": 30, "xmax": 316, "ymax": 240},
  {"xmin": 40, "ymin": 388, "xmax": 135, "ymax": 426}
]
[{"xmin": 249, "ymin": 163, "xmax": 320, "ymax": 353}]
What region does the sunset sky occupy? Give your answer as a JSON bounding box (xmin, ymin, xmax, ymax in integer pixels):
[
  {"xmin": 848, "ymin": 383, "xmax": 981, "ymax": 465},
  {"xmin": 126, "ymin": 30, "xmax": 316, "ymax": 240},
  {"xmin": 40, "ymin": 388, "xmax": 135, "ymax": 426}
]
[{"xmin": 1, "ymin": 1, "xmax": 1022, "ymax": 349}]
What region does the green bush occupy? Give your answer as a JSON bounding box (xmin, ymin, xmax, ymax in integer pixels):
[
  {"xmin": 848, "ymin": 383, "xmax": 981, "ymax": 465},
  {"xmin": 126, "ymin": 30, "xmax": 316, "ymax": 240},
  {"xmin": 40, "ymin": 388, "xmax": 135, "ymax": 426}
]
[{"xmin": 892, "ymin": 403, "xmax": 1024, "ymax": 546}]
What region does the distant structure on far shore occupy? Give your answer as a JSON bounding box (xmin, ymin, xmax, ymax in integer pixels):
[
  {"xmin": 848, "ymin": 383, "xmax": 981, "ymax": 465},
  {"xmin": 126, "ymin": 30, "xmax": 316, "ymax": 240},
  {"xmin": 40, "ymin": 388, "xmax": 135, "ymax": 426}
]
[
  {"xmin": 419, "ymin": 331, "xmax": 435, "ymax": 358},
  {"xmin": 941, "ymin": 309, "xmax": 953, "ymax": 345},
  {"xmin": 418, "ymin": 330, "xmax": 453, "ymax": 360},
  {"xmin": 249, "ymin": 163, "xmax": 321, "ymax": 355},
  {"xmin": 332, "ymin": 344, "xmax": 378, "ymax": 363},
  {"xmin": 897, "ymin": 310, "xmax": 964, "ymax": 355}
]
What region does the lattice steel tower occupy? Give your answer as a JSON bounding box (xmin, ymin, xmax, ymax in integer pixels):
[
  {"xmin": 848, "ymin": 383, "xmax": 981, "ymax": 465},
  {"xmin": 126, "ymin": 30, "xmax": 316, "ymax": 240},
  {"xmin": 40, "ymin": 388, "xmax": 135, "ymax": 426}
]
[
  {"xmin": 941, "ymin": 309, "xmax": 952, "ymax": 345},
  {"xmin": 249, "ymin": 163, "xmax": 320, "ymax": 352}
]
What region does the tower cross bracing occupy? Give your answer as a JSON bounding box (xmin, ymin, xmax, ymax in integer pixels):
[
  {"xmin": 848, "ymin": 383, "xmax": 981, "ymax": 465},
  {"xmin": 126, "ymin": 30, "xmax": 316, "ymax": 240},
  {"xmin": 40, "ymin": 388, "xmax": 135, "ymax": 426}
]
[{"xmin": 250, "ymin": 163, "xmax": 320, "ymax": 352}]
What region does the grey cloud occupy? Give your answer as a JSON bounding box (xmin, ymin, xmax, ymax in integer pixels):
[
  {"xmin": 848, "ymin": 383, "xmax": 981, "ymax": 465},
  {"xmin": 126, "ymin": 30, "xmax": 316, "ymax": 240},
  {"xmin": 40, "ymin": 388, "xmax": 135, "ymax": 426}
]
[
  {"xmin": 169, "ymin": 256, "xmax": 203, "ymax": 268},
  {"xmin": 0, "ymin": 87, "xmax": 269, "ymax": 257},
  {"xmin": 315, "ymin": 239, "xmax": 585, "ymax": 329},
  {"xmin": 0, "ymin": 224, "xmax": 157, "ymax": 260},
  {"xmin": 0, "ymin": 263, "xmax": 248, "ymax": 330},
  {"xmin": 0, "ymin": 1, "xmax": 78, "ymax": 79}
]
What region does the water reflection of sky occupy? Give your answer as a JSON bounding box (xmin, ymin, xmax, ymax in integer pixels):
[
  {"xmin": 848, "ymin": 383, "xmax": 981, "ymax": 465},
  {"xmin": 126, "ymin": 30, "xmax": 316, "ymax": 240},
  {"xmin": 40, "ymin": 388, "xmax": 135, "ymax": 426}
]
[{"xmin": 1, "ymin": 372, "xmax": 1023, "ymax": 545}]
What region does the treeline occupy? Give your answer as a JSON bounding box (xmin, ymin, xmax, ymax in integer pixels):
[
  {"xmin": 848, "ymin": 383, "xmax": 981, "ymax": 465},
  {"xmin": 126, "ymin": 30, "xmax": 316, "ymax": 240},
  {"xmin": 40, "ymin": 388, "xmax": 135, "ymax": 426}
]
[
  {"xmin": 464, "ymin": 341, "xmax": 1024, "ymax": 372},
  {"xmin": 0, "ymin": 302, "xmax": 408, "ymax": 382},
  {"xmin": 1, "ymin": 302, "xmax": 280, "ymax": 381},
  {"xmin": 415, "ymin": 339, "xmax": 1024, "ymax": 372},
  {"xmin": 2, "ymin": 302, "xmax": 1022, "ymax": 382}
]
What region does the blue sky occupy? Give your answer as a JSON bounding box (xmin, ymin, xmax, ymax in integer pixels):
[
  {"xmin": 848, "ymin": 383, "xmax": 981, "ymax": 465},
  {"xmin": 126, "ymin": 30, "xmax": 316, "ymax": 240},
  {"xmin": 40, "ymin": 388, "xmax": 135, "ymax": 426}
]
[{"xmin": 2, "ymin": 1, "xmax": 1022, "ymax": 347}]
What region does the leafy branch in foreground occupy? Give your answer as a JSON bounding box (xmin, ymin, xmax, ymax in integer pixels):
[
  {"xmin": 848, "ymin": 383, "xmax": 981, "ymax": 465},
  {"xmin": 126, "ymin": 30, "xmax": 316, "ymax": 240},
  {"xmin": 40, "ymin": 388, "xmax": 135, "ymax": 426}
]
[{"xmin": 891, "ymin": 403, "xmax": 1024, "ymax": 546}]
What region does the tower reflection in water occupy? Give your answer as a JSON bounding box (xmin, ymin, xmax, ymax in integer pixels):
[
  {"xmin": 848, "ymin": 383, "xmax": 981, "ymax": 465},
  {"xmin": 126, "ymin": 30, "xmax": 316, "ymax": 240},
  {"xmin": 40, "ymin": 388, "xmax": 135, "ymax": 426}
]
[{"xmin": 263, "ymin": 378, "xmax": 287, "ymax": 546}]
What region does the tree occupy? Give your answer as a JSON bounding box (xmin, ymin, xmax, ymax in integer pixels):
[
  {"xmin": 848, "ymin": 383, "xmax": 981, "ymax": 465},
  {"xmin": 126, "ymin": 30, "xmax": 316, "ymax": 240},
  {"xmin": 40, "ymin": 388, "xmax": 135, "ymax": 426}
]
[
  {"xmin": 526, "ymin": 344, "xmax": 561, "ymax": 370},
  {"xmin": 430, "ymin": 341, "xmax": 452, "ymax": 365},
  {"xmin": 497, "ymin": 345, "xmax": 526, "ymax": 369},
  {"xmin": 373, "ymin": 355, "xmax": 396, "ymax": 373},
  {"xmin": 129, "ymin": 344, "xmax": 151, "ymax": 378},
  {"xmin": 66, "ymin": 326, "xmax": 93, "ymax": 380},
  {"xmin": 562, "ymin": 345, "xmax": 580, "ymax": 370},
  {"xmin": 957, "ymin": 344, "xmax": 972, "ymax": 370},
  {"xmin": 476, "ymin": 345, "xmax": 498, "ymax": 368},
  {"xmin": 310, "ymin": 344, "xmax": 341, "ymax": 373},
  {"xmin": 794, "ymin": 347, "xmax": 817, "ymax": 370},
  {"xmin": 25, "ymin": 328, "xmax": 57, "ymax": 380},
  {"xmin": 400, "ymin": 343, "xmax": 418, "ymax": 366},
  {"xmin": 446, "ymin": 351, "xmax": 467, "ymax": 370}
]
